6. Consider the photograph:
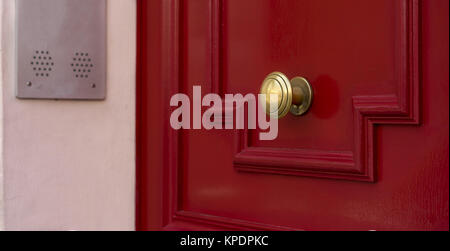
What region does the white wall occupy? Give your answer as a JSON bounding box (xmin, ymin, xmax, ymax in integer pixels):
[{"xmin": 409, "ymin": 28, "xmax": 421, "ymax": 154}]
[{"xmin": 0, "ymin": 0, "xmax": 136, "ymax": 231}]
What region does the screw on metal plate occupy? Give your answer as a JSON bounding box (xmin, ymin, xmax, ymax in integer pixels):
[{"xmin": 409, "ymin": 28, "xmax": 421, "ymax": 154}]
[{"xmin": 26, "ymin": 81, "xmax": 32, "ymax": 87}]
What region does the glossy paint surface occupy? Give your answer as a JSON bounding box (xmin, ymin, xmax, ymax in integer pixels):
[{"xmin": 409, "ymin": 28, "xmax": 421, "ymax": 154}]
[{"xmin": 137, "ymin": 0, "xmax": 449, "ymax": 230}]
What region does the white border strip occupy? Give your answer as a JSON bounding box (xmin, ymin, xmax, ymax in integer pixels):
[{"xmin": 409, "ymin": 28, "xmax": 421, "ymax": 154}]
[{"xmin": 0, "ymin": 0, "xmax": 6, "ymax": 231}]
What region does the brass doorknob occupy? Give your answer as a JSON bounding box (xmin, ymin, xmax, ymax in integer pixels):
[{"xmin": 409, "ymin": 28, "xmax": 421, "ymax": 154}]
[{"xmin": 260, "ymin": 72, "xmax": 313, "ymax": 118}]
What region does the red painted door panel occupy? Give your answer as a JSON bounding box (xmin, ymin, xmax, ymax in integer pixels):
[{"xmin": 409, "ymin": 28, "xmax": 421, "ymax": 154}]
[{"xmin": 137, "ymin": 0, "xmax": 449, "ymax": 231}]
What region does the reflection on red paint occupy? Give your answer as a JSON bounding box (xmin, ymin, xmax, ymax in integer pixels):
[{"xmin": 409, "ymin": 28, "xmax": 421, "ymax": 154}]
[{"xmin": 311, "ymin": 75, "xmax": 340, "ymax": 119}]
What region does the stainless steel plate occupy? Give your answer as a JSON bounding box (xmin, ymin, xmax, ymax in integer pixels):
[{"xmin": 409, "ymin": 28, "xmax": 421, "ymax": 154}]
[{"xmin": 16, "ymin": 0, "xmax": 106, "ymax": 100}]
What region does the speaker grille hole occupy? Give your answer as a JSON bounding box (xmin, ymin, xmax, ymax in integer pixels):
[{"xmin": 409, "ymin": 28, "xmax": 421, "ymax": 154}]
[
  {"xmin": 31, "ymin": 50, "xmax": 54, "ymax": 78},
  {"xmin": 71, "ymin": 52, "xmax": 93, "ymax": 79}
]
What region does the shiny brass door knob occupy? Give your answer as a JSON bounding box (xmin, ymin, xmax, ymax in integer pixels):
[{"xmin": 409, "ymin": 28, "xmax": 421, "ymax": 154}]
[{"xmin": 260, "ymin": 72, "xmax": 313, "ymax": 118}]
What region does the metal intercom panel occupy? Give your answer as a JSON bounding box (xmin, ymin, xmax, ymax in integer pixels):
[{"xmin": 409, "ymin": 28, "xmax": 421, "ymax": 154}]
[{"xmin": 16, "ymin": 0, "xmax": 106, "ymax": 100}]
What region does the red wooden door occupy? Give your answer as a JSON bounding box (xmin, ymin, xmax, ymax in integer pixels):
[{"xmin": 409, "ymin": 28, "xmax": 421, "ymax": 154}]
[{"xmin": 137, "ymin": 0, "xmax": 449, "ymax": 231}]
